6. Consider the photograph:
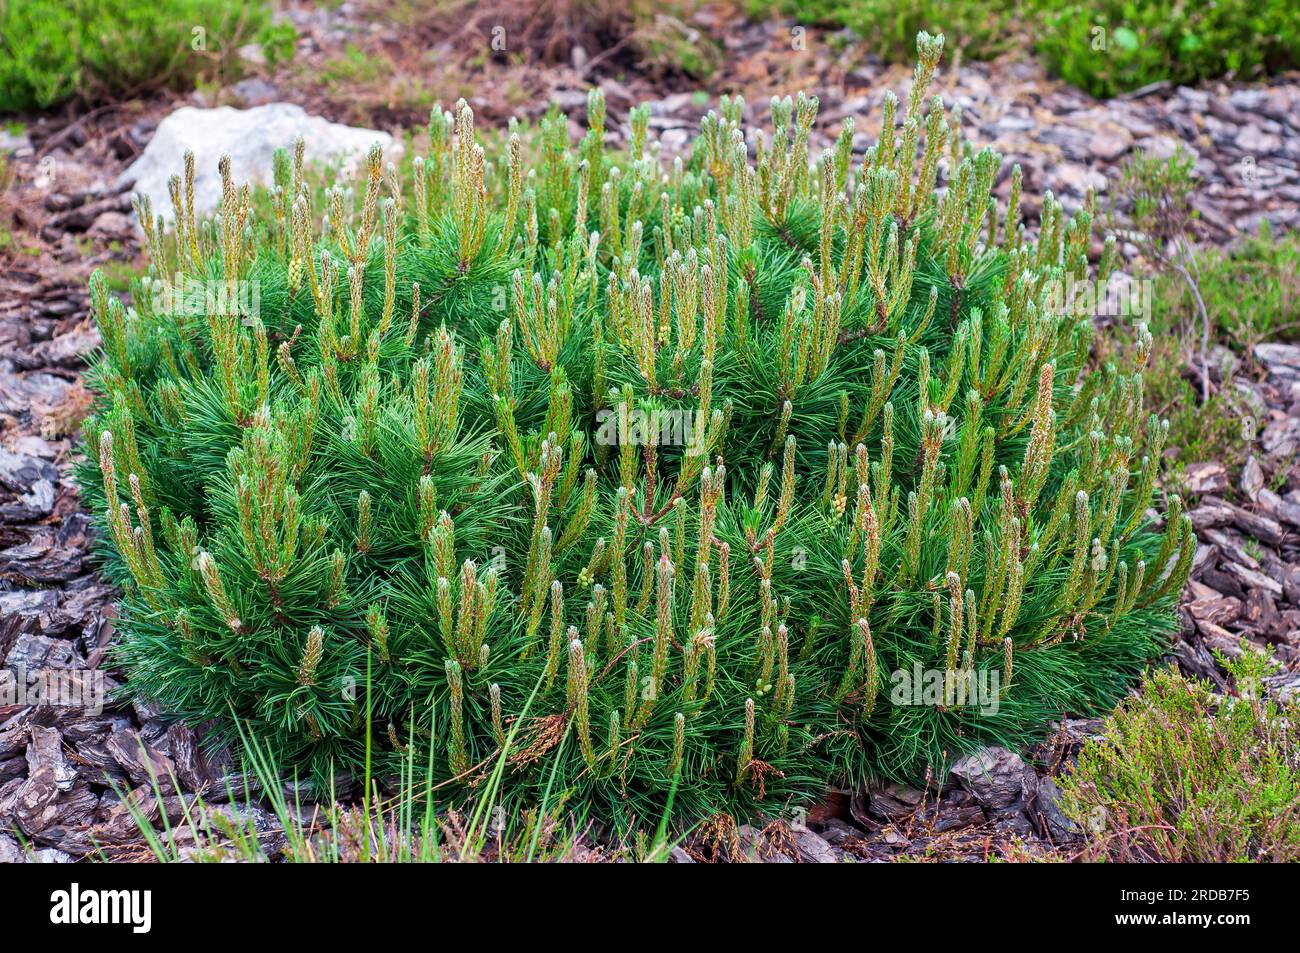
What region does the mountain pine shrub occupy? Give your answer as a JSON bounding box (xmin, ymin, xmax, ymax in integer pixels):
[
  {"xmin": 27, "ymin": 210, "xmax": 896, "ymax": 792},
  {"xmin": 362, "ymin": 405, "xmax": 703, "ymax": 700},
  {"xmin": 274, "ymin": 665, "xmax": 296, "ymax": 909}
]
[{"xmin": 81, "ymin": 35, "xmax": 1194, "ymax": 829}]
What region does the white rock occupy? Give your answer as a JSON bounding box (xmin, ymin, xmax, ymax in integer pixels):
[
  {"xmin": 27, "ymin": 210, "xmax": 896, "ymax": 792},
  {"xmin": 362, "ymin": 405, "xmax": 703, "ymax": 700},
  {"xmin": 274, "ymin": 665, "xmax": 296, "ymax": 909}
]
[
  {"xmin": 1262, "ymin": 417, "xmax": 1300, "ymax": 457},
  {"xmin": 659, "ymin": 128, "xmax": 690, "ymax": 155},
  {"xmin": 119, "ymin": 103, "xmax": 401, "ymax": 220},
  {"xmin": 1265, "ymin": 670, "xmax": 1300, "ymax": 704},
  {"xmin": 950, "ymin": 745, "xmax": 1035, "ymax": 812},
  {"xmin": 792, "ymin": 829, "xmax": 839, "ymax": 863}
]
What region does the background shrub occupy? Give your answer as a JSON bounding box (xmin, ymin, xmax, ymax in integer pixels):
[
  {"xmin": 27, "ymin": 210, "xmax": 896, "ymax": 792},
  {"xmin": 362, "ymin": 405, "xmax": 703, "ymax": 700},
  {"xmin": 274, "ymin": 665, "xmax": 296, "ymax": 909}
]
[
  {"xmin": 757, "ymin": 0, "xmax": 1300, "ymax": 95},
  {"xmin": 1034, "ymin": 0, "xmax": 1300, "ymax": 98},
  {"xmin": 755, "ymin": 0, "xmax": 1021, "ymax": 62},
  {"xmin": 81, "ymin": 38, "xmax": 1193, "ymax": 830},
  {"xmin": 0, "ymin": 0, "xmax": 276, "ymax": 114}
]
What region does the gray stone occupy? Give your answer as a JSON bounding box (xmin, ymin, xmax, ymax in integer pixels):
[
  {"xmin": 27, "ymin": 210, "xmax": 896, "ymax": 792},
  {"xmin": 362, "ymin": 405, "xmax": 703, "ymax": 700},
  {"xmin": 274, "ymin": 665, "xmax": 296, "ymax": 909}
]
[
  {"xmin": 0, "ymin": 126, "xmax": 32, "ymax": 157},
  {"xmin": 88, "ymin": 210, "xmax": 133, "ymax": 237},
  {"xmin": 26, "ymin": 726, "xmax": 76, "ymax": 792},
  {"xmin": 0, "ymin": 448, "xmax": 59, "ymax": 494},
  {"xmin": 1135, "ymin": 135, "xmax": 1192, "ymax": 162},
  {"xmin": 1265, "ymin": 670, "xmax": 1300, "ymax": 704},
  {"xmin": 990, "ymin": 812, "xmax": 1035, "ymax": 837},
  {"xmin": 119, "ymin": 103, "xmax": 402, "ymax": 220},
  {"xmin": 5, "ymin": 632, "xmax": 76, "ymax": 669},
  {"xmin": 1052, "ymin": 162, "xmax": 1107, "ymax": 197},
  {"xmin": 815, "ymin": 817, "xmax": 863, "ymax": 847},
  {"xmin": 659, "ymin": 128, "xmax": 690, "ymax": 155},
  {"xmin": 866, "ymin": 782, "xmax": 924, "ymax": 821},
  {"xmin": 950, "ymin": 745, "xmax": 1037, "ymax": 813},
  {"xmin": 0, "ymin": 593, "xmax": 61, "ymax": 630},
  {"xmin": 230, "ymin": 78, "xmax": 280, "ymax": 107},
  {"xmin": 1242, "ymin": 456, "xmax": 1265, "ymax": 501},
  {"xmin": 17, "ymin": 478, "xmax": 55, "ymax": 516},
  {"xmin": 1176, "ymin": 86, "xmax": 1210, "ymax": 112},
  {"xmin": 1039, "ymin": 125, "xmax": 1093, "ymax": 162},
  {"xmin": 1228, "ymin": 89, "xmax": 1269, "ymax": 113},
  {"xmin": 1262, "ymin": 417, "xmax": 1300, "ymax": 457},
  {"xmin": 0, "ymin": 832, "xmax": 23, "ymax": 863},
  {"xmin": 1236, "ymin": 124, "xmax": 1283, "ymax": 155},
  {"xmin": 735, "ymin": 824, "xmax": 793, "ymax": 862},
  {"xmin": 1088, "ymin": 125, "xmax": 1132, "ymax": 161},
  {"xmin": 1254, "ymin": 342, "xmax": 1300, "ymax": 369},
  {"xmin": 792, "ymin": 828, "xmax": 838, "ymax": 863},
  {"xmin": 1182, "ymin": 461, "xmax": 1228, "ymax": 495},
  {"xmin": 926, "ymin": 791, "xmax": 987, "ymax": 832},
  {"xmin": 993, "ymin": 114, "xmax": 1036, "ymax": 134},
  {"xmin": 237, "ymin": 43, "xmax": 266, "ymax": 67},
  {"xmin": 1034, "ymin": 777, "xmax": 1083, "ymax": 843}
]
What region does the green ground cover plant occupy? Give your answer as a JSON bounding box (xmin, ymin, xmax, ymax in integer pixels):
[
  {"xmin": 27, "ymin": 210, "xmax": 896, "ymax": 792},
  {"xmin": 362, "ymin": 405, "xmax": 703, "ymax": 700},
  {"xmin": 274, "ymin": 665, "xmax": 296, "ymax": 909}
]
[
  {"xmin": 758, "ymin": 0, "xmax": 1300, "ymax": 96},
  {"xmin": 1165, "ymin": 222, "xmax": 1300, "ymax": 355},
  {"xmin": 1102, "ymin": 147, "xmax": 1299, "ymax": 488},
  {"xmin": 1059, "ymin": 650, "xmax": 1300, "ymax": 862},
  {"xmin": 81, "ymin": 35, "xmax": 1193, "ymax": 832},
  {"xmin": 0, "ymin": 0, "xmax": 280, "ymax": 114},
  {"xmin": 1034, "ymin": 0, "xmax": 1300, "ymax": 98},
  {"xmin": 755, "ymin": 0, "xmax": 1021, "ymax": 63},
  {"xmin": 1137, "ymin": 225, "xmax": 1300, "ymax": 487}
]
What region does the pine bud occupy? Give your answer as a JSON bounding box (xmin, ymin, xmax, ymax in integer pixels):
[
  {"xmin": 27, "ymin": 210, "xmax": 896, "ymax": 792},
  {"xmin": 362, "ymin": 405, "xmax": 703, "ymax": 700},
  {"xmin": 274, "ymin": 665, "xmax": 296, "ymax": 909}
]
[
  {"xmin": 489, "ymin": 683, "xmax": 505, "ymax": 745},
  {"xmin": 544, "ymin": 579, "xmax": 565, "ymax": 689},
  {"xmin": 298, "ymin": 626, "xmax": 325, "ymax": 686},
  {"xmin": 326, "ymin": 549, "xmax": 347, "ymax": 608},
  {"xmin": 735, "ymin": 697, "xmax": 755, "ymax": 787},
  {"xmin": 418, "ymin": 476, "xmax": 438, "ymax": 542},
  {"xmin": 356, "ymin": 490, "xmax": 372, "ymax": 554},
  {"xmin": 606, "ymin": 709, "xmax": 622, "ymax": 776},
  {"xmin": 1002, "ymin": 637, "xmax": 1014, "ymax": 696},
  {"xmin": 669, "ymin": 711, "xmax": 686, "ymax": 780},
  {"xmin": 568, "ymin": 634, "xmax": 595, "ymax": 767},
  {"xmin": 197, "ymin": 551, "xmax": 240, "ymax": 632},
  {"xmin": 445, "ymin": 659, "xmax": 468, "ymax": 775},
  {"xmin": 366, "ymin": 604, "xmax": 390, "ymax": 663}
]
